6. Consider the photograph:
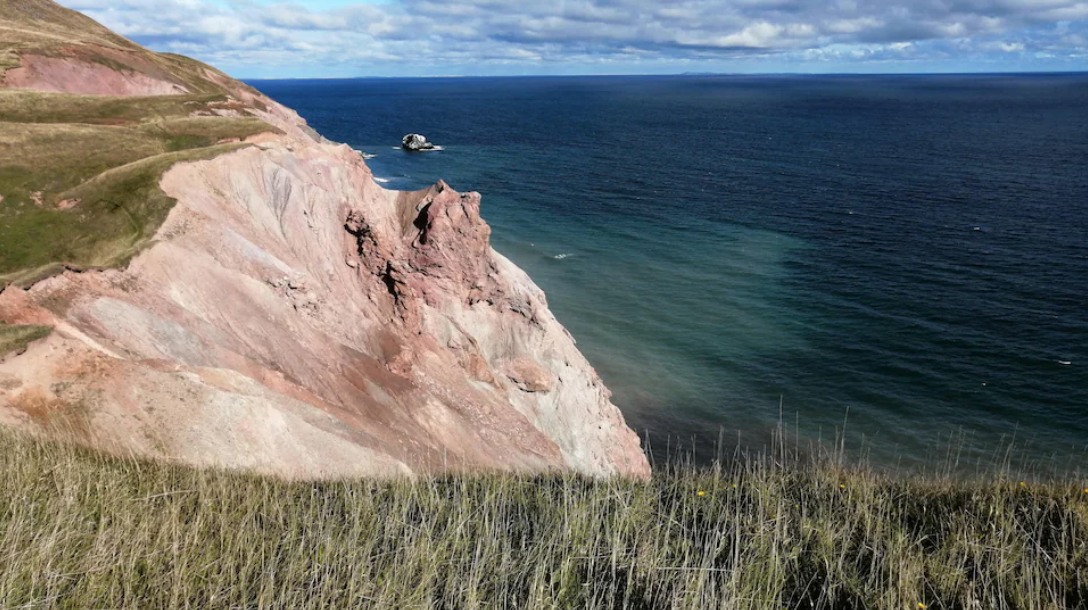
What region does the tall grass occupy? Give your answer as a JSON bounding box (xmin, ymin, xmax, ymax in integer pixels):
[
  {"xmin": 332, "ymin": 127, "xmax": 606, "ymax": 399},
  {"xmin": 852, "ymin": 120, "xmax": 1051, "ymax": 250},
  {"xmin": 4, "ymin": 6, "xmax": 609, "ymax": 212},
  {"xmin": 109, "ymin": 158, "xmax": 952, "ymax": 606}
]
[{"xmin": 1, "ymin": 428, "xmax": 1086, "ymax": 609}]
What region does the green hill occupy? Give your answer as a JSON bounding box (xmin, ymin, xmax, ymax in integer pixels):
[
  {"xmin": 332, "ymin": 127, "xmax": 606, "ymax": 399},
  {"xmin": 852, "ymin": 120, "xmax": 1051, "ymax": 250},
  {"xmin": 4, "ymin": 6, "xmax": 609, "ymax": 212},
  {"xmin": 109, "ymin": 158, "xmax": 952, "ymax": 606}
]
[
  {"xmin": 0, "ymin": 0, "xmax": 277, "ymax": 288},
  {"xmin": 1, "ymin": 0, "xmax": 241, "ymax": 94}
]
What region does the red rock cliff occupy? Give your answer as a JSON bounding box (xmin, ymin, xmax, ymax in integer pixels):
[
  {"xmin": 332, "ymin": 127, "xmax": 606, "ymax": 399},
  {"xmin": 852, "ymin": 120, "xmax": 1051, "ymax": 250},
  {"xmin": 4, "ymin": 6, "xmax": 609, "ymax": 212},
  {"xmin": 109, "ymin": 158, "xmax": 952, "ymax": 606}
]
[{"xmin": 0, "ymin": 23, "xmax": 649, "ymax": 478}]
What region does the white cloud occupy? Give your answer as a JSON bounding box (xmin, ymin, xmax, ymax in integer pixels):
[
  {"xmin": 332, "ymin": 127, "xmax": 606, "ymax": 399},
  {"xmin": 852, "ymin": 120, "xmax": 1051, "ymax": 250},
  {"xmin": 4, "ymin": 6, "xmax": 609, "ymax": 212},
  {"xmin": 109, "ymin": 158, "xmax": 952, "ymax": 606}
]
[{"xmin": 56, "ymin": 0, "xmax": 1088, "ymax": 74}]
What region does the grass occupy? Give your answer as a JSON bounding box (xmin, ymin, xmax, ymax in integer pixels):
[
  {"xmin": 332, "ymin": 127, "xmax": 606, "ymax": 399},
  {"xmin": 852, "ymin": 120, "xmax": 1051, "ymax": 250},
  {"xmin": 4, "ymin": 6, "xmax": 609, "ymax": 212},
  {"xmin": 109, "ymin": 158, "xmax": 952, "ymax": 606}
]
[
  {"xmin": 0, "ymin": 0, "xmax": 281, "ymax": 287},
  {"xmin": 0, "ymin": 0, "xmax": 242, "ymax": 95},
  {"xmin": 0, "ymin": 323, "xmax": 51, "ymax": 357},
  {"xmin": 0, "ymin": 0, "xmax": 134, "ymax": 44},
  {"xmin": 0, "ymin": 140, "xmax": 253, "ymax": 285},
  {"xmin": 0, "ymin": 90, "xmax": 236, "ymax": 125},
  {"xmin": 0, "ymin": 0, "xmax": 135, "ymax": 62},
  {"xmin": 0, "ymin": 78, "xmax": 276, "ymax": 288},
  {"xmin": 0, "ymin": 115, "xmax": 267, "ymax": 200},
  {"xmin": 1, "ymin": 429, "xmax": 1085, "ymax": 609},
  {"xmin": 3, "ymin": 9, "xmax": 1083, "ymax": 605}
]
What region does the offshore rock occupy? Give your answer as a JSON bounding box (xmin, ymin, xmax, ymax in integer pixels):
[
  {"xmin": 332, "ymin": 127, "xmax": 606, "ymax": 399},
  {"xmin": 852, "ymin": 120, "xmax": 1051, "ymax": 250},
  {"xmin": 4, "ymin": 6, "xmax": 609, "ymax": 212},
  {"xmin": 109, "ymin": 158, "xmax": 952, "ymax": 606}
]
[{"xmin": 402, "ymin": 133, "xmax": 436, "ymax": 151}]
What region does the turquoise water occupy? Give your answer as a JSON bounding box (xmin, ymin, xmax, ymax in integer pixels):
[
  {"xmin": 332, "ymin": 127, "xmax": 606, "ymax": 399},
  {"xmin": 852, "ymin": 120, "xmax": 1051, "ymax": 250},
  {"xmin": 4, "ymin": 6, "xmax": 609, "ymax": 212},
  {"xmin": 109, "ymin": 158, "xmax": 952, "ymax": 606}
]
[{"xmin": 253, "ymin": 75, "xmax": 1088, "ymax": 472}]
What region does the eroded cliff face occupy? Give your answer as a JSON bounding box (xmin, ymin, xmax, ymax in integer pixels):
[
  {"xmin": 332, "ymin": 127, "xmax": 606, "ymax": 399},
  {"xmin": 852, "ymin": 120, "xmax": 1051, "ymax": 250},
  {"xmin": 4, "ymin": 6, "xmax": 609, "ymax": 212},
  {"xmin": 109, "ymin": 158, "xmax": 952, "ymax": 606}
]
[
  {"xmin": 0, "ymin": 68, "xmax": 650, "ymax": 479},
  {"xmin": 2, "ymin": 53, "xmax": 188, "ymax": 96}
]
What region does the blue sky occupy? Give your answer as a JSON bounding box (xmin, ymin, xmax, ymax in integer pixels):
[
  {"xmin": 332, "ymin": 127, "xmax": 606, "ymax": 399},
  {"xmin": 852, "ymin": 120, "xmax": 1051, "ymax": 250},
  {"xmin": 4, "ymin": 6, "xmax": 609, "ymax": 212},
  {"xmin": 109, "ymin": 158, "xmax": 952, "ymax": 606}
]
[{"xmin": 61, "ymin": 0, "xmax": 1088, "ymax": 77}]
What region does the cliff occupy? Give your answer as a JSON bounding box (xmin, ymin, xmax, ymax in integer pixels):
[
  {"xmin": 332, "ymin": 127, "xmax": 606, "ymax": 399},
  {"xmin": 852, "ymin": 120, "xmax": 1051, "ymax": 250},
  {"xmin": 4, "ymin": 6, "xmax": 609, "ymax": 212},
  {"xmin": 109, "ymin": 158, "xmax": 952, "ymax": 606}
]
[{"xmin": 0, "ymin": 0, "xmax": 649, "ymax": 478}]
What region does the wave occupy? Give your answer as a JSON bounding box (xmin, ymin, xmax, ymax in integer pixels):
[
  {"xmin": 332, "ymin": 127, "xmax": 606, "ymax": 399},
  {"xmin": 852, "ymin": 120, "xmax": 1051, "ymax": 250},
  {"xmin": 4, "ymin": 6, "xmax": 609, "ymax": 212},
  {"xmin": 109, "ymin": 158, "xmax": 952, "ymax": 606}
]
[
  {"xmin": 373, "ymin": 177, "xmax": 391, "ymax": 184},
  {"xmin": 354, "ymin": 149, "xmax": 377, "ymax": 159},
  {"xmin": 553, "ymin": 253, "xmax": 573, "ymax": 260}
]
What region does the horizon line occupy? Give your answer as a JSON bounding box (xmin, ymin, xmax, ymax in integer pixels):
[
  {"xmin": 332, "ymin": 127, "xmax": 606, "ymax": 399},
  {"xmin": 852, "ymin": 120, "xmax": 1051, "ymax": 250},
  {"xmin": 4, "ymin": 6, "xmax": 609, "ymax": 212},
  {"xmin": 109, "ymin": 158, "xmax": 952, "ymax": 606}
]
[{"xmin": 240, "ymin": 69, "xmax": 1088, "ymax": 80}]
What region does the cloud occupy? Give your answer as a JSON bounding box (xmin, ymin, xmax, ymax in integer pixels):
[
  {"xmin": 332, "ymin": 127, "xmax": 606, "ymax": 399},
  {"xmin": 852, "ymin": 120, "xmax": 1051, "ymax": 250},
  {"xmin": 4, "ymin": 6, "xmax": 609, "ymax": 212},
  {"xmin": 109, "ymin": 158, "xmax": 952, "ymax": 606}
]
[{"xmin": 57, "ymin": 0, "xmax": 1088, "ymax": 74}]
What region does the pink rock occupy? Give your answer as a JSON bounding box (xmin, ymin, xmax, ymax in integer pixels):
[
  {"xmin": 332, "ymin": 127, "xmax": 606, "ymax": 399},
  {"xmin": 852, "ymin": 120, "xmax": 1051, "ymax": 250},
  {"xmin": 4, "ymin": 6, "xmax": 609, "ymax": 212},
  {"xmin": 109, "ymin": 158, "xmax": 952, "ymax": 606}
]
[
  {"xmin": 0, "ymin": 41, "xmax": 650, "ymax": 481},
  {"xmin": 504, "ymin": 357, "xmax": 556, "ymax": 393},
  {"xmin": 3, "ymin": 54, "xmax": 187, "ymax": 97},
  {"xmin": 0, "ymin": 125, "xmax": 649, "ymax": 482}
]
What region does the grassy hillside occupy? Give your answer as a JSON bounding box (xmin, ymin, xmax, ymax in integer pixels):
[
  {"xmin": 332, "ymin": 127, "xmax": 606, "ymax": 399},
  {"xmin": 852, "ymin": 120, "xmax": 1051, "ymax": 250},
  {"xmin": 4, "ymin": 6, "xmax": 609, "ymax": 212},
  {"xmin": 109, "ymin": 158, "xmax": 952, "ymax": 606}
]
[
  {"xmin": 0, "ymin": 0, "xmax": 279, "ymax": 287},
  {"xmin": 1, "ymin": 429, "xmax": 1086, "ymax": 609},
  {"xmin": 0, "ymin": 0, "xmax": 137, "ymax": 72},
  {"xmin": 0, "ymin": 0, "xmax": 242, "ymax": 95}
]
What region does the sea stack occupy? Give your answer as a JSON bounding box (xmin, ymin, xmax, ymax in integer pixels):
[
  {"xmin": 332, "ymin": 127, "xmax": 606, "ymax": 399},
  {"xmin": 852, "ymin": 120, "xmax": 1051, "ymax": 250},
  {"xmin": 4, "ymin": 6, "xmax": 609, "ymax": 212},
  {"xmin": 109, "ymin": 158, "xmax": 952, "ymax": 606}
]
[{"xmin": 402, "ymin": 133, "xmax": 437, "ymax": 151}]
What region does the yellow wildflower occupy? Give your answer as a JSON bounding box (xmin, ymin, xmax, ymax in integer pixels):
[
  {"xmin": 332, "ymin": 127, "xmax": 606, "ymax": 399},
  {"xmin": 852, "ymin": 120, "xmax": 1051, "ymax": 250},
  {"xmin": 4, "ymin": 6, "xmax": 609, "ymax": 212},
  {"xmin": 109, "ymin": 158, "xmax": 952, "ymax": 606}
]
[
  {"xmin": 697, "ymin": 490, "xmax": 707, "ymax": 497},
  {"xmin": 918, "ymin": 603, "xmax": 927, "ymax": 609},
  {"xmin": 1020, "ymin": 481, "xmax": 1027, "ymax": 487},
  {"xmin": 839, "ymin": 484, "xmax": 846, "ymax": 490}
]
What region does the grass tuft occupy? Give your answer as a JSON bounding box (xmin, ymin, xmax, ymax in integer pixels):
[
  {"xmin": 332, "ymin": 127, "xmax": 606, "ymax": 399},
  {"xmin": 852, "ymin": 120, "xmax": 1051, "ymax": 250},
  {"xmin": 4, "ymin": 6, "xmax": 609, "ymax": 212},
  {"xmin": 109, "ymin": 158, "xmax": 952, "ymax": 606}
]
[{"xmin": 0, "ymin": 429, "xmax": 1085, "ymax": 609}]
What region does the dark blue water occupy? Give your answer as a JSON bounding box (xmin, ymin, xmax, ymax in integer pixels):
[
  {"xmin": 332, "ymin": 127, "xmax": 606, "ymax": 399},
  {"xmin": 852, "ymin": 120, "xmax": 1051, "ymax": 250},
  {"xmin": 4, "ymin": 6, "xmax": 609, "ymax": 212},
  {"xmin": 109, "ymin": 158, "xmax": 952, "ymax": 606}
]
[{"xmin": 251, "ymin": 75, "xmax": 1088, "ymax": 472}]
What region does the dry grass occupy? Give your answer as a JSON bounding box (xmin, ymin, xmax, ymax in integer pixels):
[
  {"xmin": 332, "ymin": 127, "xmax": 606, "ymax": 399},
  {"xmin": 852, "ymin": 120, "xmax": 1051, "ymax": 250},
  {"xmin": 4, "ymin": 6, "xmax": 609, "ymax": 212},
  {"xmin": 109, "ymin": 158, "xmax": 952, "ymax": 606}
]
[
  {"xmin": 0, "ymin": 90, "xmax": 231, "ymax": 124},
  {"xmin": 0, "ymin": 0, "xmax": 136, "ymax": 54},
  {"xmin": 1, "ymin": 428, "xmax": 1085, "ymax": 609}
]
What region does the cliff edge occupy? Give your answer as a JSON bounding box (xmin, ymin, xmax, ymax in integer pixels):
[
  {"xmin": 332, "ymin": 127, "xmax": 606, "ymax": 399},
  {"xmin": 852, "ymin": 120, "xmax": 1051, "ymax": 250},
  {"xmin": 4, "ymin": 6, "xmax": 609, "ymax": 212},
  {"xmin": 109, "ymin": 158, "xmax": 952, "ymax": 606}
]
[{"xmin": 0, "ymin": 0, "xmax": 649, "ymax": 478}]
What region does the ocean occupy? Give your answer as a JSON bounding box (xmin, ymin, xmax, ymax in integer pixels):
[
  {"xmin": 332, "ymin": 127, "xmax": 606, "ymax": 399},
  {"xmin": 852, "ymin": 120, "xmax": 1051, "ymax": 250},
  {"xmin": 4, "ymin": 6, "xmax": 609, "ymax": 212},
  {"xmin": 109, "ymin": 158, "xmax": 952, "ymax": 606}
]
[{"xmin": 251, "ymin": 74, "xmax": 1088, "ymax": 473}]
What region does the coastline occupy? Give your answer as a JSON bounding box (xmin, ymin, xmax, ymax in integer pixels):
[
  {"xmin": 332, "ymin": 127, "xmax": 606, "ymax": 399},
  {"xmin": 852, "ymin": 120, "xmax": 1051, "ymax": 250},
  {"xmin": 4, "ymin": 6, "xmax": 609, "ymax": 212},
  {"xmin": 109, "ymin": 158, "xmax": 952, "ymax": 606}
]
[
  {"xmin": 0, "ymin": 3, "xmax": 650, "ymax": 479},
  {"xmin": 272, "ymin": 74, "xmax": 1088, "ymax": 474}
]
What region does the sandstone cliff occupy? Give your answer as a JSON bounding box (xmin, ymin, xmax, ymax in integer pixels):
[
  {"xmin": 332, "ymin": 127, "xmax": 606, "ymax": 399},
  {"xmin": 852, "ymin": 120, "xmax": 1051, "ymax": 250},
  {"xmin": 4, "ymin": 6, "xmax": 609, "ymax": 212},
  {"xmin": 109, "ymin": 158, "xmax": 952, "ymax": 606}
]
[{"xmin": 0, "ymin": 0, "xmax": 649, "ymax": 478}]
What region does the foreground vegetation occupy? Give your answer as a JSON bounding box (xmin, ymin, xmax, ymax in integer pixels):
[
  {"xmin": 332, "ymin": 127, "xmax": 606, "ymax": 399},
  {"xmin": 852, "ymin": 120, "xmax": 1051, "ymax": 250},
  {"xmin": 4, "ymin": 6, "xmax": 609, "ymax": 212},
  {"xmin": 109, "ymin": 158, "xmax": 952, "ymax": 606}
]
[{"xmin": 1, "ymin": 430, "xmax": 1085, "ymax": 609}]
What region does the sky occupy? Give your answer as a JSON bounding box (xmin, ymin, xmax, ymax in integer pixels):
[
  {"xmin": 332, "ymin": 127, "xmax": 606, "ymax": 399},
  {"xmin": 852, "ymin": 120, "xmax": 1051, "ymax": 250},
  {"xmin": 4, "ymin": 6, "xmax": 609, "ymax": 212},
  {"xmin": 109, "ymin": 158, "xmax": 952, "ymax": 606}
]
[{"xmin": 60, "ymin": 0, "xmax": 1088, "ymax": 77}]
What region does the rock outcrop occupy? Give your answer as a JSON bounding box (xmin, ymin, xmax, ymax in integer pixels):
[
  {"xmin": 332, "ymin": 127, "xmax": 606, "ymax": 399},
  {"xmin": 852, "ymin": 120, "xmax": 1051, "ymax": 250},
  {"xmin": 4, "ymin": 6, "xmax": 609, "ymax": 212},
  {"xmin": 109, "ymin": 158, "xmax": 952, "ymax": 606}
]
[
  {"xmin": 402, "ymin": 133, "xmax": 437, "ymax": 151},
  {"xmin": 0, "ymin": 2, "xmax": 649, "ymax": 480},
  {"xmin": 2, "ymin": 53, "xmax": 188, "ymax": 96}
]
